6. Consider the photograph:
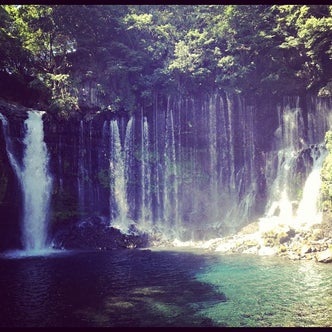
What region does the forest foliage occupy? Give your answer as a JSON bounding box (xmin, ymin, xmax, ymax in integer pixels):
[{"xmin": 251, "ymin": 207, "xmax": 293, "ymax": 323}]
[{"xmin": 0, "ymin": 5, "xmax": 331, "ymax": 113}]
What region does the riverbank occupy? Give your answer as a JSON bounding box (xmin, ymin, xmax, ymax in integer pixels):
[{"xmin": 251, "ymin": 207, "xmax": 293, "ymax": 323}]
[{"xmin": 160, "ymin": 217, "xmax": 332, "ymax": 263}]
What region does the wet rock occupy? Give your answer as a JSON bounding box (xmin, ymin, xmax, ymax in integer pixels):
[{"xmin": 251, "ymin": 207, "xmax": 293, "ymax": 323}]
[
  {"xmin": 51, "ymin": 216, "xmax": 149, "ymax": 250},
  {"xmin": 262, "ymin": 226, "xmax": 296, "ymax": 247},
  {"xmin": 288, "ymin": 251, "xmax": 301, "ymax": 260},
  {"xmin": 310, "ymin": 229, "xmax": 324, "ymax": 241},
  {"xmin": 300, "ymin": 244, "xmax": 311, "ymax": 257},
  {"xmin": 316, "ymin": 247, "xmax": 332, "ymax": 263},
  {"xmin": 278, "ymin": 244, "xmax": 287, "ymax": 254}
]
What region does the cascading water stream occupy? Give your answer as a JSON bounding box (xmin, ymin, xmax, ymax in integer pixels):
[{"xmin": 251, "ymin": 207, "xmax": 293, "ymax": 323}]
[
  {"xmin": 78, "ymin": 120, "xmax": 86, "ymax": 215},
  {"xmin": 264, "ymin": 105, "xmax": 304, "ymax": 221},
  {"xmin": 208, "ymin": 96, "xmax": 219, "ymax": 220},
  {"xmin": 0, "ymin": 111, "xmax": 53, "ymax": 253},
  {"xmin": 21, "ymin": 112, "xmax": 53, "ymax": 251},
  {"xmin": 109, "ymin": 118, "xmax": 133, "ymax": 233},
  {"xmin": 164, "ymin": 105, "xmax": 181, "ymax": 238},
  {"xmin": 295, "ymin": 147, "xmax": 327, "ymax": 228},
  {"xmin": 259, "ymin": 99, "xmax": 327, "ymax": 236},
  {"xmin": 138, "ymin": 116, "xmax": 153, "ymax": 232}
]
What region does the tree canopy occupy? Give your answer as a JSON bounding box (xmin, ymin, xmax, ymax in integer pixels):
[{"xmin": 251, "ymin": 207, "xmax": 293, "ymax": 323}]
[{"xmin": 0, "ymin": 4, "xmax": 331, "ymax": 114}]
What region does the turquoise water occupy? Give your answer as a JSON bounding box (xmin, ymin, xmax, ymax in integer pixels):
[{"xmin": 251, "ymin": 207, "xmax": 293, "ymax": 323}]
[
  {"xmin": 195, "ymin": 253, "xmax": 332, "ymax": 327},
  {"xmin": 0, "ymin": 248, "xmax": 331, "ymax": 327}
]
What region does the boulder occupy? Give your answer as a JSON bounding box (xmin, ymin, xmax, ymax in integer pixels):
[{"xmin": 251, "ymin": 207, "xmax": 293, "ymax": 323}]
[
  {"xmin": 300, "ymin": 244, "xmax": 311, "ymax": 257},
  {"xmin": 316, "ymin": 247, "xmax": 332, "ymax": 263}
]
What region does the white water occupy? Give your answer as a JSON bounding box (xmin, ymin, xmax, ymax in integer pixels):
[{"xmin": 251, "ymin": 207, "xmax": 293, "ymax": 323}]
[
  {"xmin": 260, "ymin": 103, "xmax": 326, "ymax": 231},
  {"xmin": 169, "ymin": 99, "xmax": 328, "ymax": 252},
  {"xmin": 0, "ymin": 111, "xmax": 53, "ymax": 253},
  {"xmin": 295, "ymin": 148, "xmax": 327, "ymax": 228},
  {"xmin": 21, "ymin": 112, "xmax": 53, "ymax": 251},
  {"xmin": 170, "ymin": 147, "xmax": 327, "ymax": 251},
  {"xmin": 109, "ymin": 119, "xmax": 134, "ymax": 233},
  {"xmin": 259, "ymin": 146, "xmax": 326, "ymax": 230},
  {"xmin": 138, "ymin": 116, "xmax": 153, "ymax": 232}
]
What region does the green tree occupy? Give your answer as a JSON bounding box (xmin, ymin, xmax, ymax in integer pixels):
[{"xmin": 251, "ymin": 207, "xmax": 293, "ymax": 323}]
[
  {"xmin": 0, "ymin": 6, "xmax": 31, "ymax": 76},
  {"xmin": 3, "ymin": 5, "xmax": 78, "ymax": 112},
  {"xmin": 274, "ymin": 5, "xmax": 332, "ymax": 94}
]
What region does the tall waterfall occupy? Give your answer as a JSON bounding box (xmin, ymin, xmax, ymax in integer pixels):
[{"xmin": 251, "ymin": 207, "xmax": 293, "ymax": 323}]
[
  {"xmin": 109, "ymin": 118, "xmax": 133, "ymax": 233},
  {"xmin": 78, "ymin": 120, "xmax": 86, "ymax": 215},
  {"xmin": 138, "ymin": 116, "xmax": 153, "ymax": 232},
  {"xmin": 0, "ymin": 111, "xmax": 53, "ymax": 252},
  {"xmin": 163, "ymin": 105, "xmax": 181, "ymax": 237}
]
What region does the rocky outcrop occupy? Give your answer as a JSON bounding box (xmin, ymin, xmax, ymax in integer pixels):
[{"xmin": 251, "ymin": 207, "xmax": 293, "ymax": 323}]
[
  {"xmin": 51, "ymin": 216, "xmax": 149, "ymax": 250},
  {"xmin": 178, "ymin": 220, "xmax": 332, "ymax": 263},
  {"xmin": 0, "ymin": 99, "xmax": 29, "ymax": 121}
]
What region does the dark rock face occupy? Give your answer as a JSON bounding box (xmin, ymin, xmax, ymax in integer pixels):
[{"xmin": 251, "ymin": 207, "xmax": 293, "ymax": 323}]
[{"xmin": 0, "ymin": 101, "xmax": 28, "ymax": 251}]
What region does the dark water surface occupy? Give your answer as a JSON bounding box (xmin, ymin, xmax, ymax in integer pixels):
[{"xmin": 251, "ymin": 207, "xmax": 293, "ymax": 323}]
[{"xmin": 0, "ymin": 248, "xmax": 331, "ymax": 327}]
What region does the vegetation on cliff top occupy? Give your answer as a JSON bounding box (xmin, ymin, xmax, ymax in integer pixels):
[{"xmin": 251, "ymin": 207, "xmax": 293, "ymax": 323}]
[
  {"xmin": 321, "ymin": 131, "xmax": 332, "ymax": 211},
  {"xmin": 0, "ymin": 5, "xmax": 331, "ymax": 115}
]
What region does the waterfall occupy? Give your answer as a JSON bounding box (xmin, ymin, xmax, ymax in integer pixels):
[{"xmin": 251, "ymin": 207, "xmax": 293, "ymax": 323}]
[
  {"xmin": 109, "ymin": 118, "xmax": 133, "ymax": 233},
  {"xmin": 261, "ymin": 98, "xmax": 327, "ymax": 232},
  {"xmin": 265, "ymin": 103, "xmax": 304, "ymax": 220},
  {"xmin": 0, "ymin": 111, "xmax": 53, "ymax": 252},
  {"xmin": 296, "ymin": 147, "xmax": 327, "ymax": 228},
  {"xmin": 208, "ymin": 95, "xmax": 219, "ymax": 220},
  {"xmin": 163, "ymin": 105, "xmax": 181, "ymax": 238},
  {"xmin": 2, "ymin": 93, "xmax": 330, "ymax": 250},
  {"xmin": 77, "ymin": 120, "xmax": 86, "ymax": 215},
  {"xmin": 138, "ymin": 116, "xmax": 153, "ymax": 232},
  {"xmin": 21, "ymin": 112, "xmax": 53, "ymax": 251}
]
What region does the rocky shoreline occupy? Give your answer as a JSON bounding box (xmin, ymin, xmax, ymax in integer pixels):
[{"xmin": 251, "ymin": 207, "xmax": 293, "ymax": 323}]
[
  {"xmin": 163, "ymin": 217, "xmax": 332, "ymax": 263},
  {"xmin": 173, "ymin": 221, "xmax": 332, "ymax": 263}
]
